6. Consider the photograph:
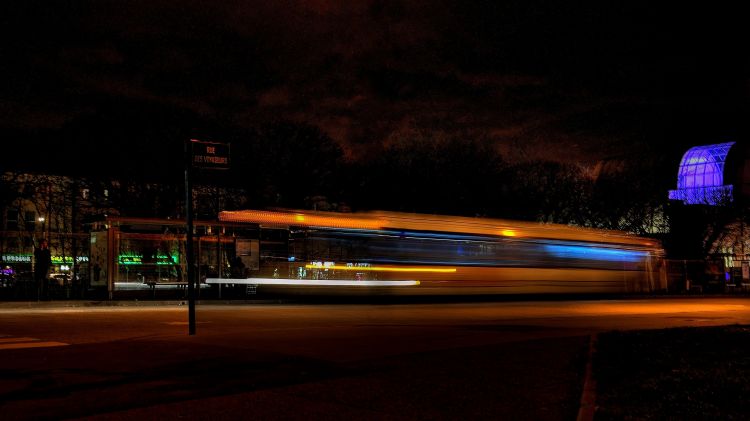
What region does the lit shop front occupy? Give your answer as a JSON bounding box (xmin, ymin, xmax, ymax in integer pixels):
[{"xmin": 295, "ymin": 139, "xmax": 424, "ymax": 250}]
[{"xmin": 90, "ymin": 217, "xmax": 259, "ymax": 299}]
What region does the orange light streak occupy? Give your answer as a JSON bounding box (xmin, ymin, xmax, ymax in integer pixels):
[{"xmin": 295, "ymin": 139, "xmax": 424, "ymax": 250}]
[
  {"xmin": 218, "ymin": 209, "xmax": 660, "ymax": 248},
  {"xmin": 220, "ymin": 210, "xmax": 383, "ymax": 230}
]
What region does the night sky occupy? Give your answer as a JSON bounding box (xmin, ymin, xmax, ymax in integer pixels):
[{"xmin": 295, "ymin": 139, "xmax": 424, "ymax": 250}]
[{"xmin": 2, "ymin": 1, "xmax": 748, "ymax": 175}]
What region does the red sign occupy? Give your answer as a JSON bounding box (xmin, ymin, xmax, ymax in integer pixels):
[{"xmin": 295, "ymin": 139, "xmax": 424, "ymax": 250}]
[{"xmin": 191, "ymin": 140, "xmax": 230, "ymax": 169}]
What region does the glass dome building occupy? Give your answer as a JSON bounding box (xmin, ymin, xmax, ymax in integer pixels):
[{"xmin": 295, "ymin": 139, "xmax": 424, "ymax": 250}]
[{"xmin": 668, "ymin": 142, "xmax": 736, "ymax": 205}]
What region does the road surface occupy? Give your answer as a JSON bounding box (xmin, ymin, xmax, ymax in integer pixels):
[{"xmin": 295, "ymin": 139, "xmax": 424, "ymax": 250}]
[{"xmin": 1, "ymin": 297, "xmax": 749, "ymax": 420}]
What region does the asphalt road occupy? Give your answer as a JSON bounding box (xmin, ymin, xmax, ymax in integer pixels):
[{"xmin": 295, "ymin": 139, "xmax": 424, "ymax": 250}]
[{"xmin": 1, "ymin": 297, "xmax": 750, "ymax": 420}]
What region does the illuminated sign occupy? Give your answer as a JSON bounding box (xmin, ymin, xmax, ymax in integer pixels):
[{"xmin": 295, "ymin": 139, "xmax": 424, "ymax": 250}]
[
  {"xmin": 2, "ymin": 254, "xmax": 89, "ymax": 264},
  {"xmin": 2, "ymin": 254, "xmax": 31, "ymax": 263},
  {"xmin": 118, "ymin": 252, "xmax": 180, "ymax": 265},
  {"xmin": 190, "ymin": 139, "xmax": 230, "ymax": 169},
  {"xmin": 51, "ymin": 256, "xmax": 90, "ymax": 264}
]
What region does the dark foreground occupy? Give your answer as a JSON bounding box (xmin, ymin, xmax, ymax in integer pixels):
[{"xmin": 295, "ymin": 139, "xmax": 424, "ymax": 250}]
[
  {"xmin": 594, "ymin": 325, "xmax": 750, "ymax": 420},
  {"xmin": 2, "ymin": 336, "xmax": 588, "ymax": 420}
]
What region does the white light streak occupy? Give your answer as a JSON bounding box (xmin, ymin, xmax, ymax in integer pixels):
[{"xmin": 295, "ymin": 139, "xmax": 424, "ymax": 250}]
[{"xmin": 205, "ymin": 278, "xmax": 420, "ymax": 286}]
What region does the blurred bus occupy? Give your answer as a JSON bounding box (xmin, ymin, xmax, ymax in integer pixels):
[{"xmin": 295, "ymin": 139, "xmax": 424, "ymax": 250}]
[{"xmin": 208, "ymin": 209, "xmax": 665, "ymax": 295}]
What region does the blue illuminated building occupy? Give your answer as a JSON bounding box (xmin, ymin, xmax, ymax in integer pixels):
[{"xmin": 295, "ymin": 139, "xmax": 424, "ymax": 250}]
[{"xmin": 668, "ymin": 142, "xmax": 735, "ymax": 205}]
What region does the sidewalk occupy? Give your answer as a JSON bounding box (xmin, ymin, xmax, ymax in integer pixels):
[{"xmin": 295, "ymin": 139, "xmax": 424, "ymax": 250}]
[{"xmin": 0, "ymin": 299, "xmax": 284, "ymax": 310}]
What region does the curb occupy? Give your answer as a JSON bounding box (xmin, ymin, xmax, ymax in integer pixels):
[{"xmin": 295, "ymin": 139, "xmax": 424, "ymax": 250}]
[{"xmin": 576, "ymin": 333, "xmax": 598, "ymax": 421}]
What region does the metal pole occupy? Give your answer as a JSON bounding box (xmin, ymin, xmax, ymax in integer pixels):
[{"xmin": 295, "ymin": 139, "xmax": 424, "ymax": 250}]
[{"xmin": 185, "ymin": 141, "xmax": 197, "ymax": 335}]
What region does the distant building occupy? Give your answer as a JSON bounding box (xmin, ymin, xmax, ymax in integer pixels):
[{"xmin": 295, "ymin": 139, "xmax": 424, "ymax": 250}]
[
  {"xmin": 666, "ymin": 141, "xmax": 750, "ymax": 284},
  {"xmin": 1, "ymin": 171, "xmax": 246, "ymax": 284},
  {"xmin": 668, "ymin": 141, "xmax": 750, "ymax": 205}
]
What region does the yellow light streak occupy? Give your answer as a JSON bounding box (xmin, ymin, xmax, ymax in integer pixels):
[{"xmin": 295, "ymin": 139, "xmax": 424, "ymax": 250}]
[
  {"xmin": 304, "ymin": 264, "xmax": 457, "ymax": 273},
  {"xmin": 500, "ymin": 229, "xmax": 516, "ymax": 237}
]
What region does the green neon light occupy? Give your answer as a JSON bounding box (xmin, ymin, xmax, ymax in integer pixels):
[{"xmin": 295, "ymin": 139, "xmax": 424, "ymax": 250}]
[
  {"xmin": 2, "ymin": 252, "xmax": 178, "ymax": 265},
  {"xmin": 118, "ymin": 252, "xmax": 181, "ymax": 265},
  {"xmin": 2, "ymin": 254, "xmax": 89, "ymax": 264}
]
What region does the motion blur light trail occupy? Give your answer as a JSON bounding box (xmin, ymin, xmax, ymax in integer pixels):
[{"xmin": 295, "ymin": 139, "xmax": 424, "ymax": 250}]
[
  {"xmin": 304, "ymin": 263, "xmax": 457, "ymax": 273},
  {"xmin": 216, "ymin": 208, "xmax": 664, "ymax": 295}
]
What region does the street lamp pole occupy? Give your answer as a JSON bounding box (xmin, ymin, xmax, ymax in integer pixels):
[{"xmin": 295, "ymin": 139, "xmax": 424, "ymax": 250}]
[{"xmin": 184, "ymin": 141, "xmax": 197, "ymax": 335}]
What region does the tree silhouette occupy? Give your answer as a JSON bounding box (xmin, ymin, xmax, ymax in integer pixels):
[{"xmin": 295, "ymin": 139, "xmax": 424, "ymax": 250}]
[
  {"xmin": 236, "ymin": 121, "xmax": 345, "ymax": 209},
  {"xmin": 356, "ymin": 131, "xmax": 504, "ymax": 216}
]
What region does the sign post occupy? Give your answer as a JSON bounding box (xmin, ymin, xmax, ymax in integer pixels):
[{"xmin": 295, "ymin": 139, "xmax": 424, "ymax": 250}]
[{"xmin": 185, "ymin": 139, "xmax": 230, "ymax": 335}]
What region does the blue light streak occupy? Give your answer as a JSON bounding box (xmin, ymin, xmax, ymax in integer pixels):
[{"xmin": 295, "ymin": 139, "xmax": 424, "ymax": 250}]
[{"xmin": 543, "ymin": 245, "xmax": 648, "ymax": 262}]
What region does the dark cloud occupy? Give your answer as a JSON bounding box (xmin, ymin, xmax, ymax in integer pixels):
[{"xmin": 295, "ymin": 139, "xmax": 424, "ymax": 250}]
[{"xmin": 1, "ymin": 1, "xmax": 748, "ymax": 169}]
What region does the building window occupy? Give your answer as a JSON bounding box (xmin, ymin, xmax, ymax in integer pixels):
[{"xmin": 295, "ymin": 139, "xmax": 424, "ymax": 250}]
[
  {"xmin": 6, "ymin": 237, "xmax": 19, "ymax": 250},
  {"xmin": 24, "ymin": 211, "xmax": 36, "ymax": 226},
  {"xmin": 6, "ymin": 209, "xmax": 18, "ymax": 230}
]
